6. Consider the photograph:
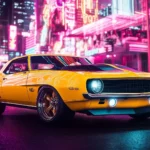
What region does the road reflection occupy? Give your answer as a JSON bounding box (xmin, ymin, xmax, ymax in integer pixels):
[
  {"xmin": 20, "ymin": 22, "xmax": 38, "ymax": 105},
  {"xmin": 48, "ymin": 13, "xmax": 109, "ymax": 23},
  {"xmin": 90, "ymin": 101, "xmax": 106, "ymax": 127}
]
[{"xmin": 0, "ymin": 106, "xmax": 150, "ymax": 150}]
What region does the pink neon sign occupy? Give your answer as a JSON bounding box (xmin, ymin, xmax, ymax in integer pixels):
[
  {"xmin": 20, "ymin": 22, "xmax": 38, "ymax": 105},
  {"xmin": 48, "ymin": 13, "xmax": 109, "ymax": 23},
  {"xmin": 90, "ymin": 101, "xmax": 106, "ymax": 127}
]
[
  {"xmin": 64, "ymin": 0, "xmax": 76, "ymax": 29},
  {"xmin": 70, "ymin": 13, "xmax": 145, "ymax": 35},
  {"xmin": 0, "ymin": 55, "xmax": 8, "ymax": 62},
  {"xmin": 8, "ymin": 25, "xmax": 17, "ymax": 51}
]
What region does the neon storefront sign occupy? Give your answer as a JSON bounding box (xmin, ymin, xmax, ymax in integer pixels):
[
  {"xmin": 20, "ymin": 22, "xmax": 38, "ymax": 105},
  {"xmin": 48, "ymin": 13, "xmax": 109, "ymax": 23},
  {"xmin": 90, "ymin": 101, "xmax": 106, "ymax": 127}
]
[
  {"xmin": 85, "ymin": 46, "xmax": 112, "ymax": 56},
  {"xmin": 8, "ymin": 25, "xmax": 17, "ymax": 51},
  {"xmin": 64, "ymin": 0, "xmax": 76, "ymax": 29},
  {"xmin": 81, "ymin": 0, "xmax": 98, "ymax": 24}
]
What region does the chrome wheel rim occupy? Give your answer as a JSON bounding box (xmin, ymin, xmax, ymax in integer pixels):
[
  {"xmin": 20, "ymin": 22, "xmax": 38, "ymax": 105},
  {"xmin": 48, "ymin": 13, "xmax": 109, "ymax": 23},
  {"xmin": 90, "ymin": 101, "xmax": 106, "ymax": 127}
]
[{"xmin": 42, "ymin": 91, "xmax": 58, "ymax": 119}]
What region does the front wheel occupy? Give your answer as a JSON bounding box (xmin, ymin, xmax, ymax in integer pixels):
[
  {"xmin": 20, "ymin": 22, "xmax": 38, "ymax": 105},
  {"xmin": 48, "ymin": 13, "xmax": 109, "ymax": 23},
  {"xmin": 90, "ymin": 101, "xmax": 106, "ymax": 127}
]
[
  {"xmin": 0, "ymin": 103, "xmax": 6, "ymax": 115},
  {"xmin": 37, "ymin": 86, "xmax": 75, "ymax": 123}
]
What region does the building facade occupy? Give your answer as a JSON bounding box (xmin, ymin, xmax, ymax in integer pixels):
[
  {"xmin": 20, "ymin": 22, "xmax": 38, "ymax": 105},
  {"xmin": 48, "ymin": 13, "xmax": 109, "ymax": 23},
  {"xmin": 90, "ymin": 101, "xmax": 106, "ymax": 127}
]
[
  {"xmin": 12, "ymin": 0, "xmax": 35, "ymax": 32},
  {"xmin": 23, "ymin": 0, "xmax": 150, "ymax": 72},
  {"xmin": 0, "ymin": 0, "xmax": 35, "ymax": 64}
]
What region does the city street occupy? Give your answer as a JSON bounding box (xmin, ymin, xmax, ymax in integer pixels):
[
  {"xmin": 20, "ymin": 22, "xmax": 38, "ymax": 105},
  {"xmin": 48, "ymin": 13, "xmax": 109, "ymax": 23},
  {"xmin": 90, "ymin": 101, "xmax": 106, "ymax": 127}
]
[
  {"xmin": 0, "ymin": 0, "xmax": 150, "ymax": 149},
  {"xmin": 0, "ymin": 107, "xmax": 150, "ymax": 150}
]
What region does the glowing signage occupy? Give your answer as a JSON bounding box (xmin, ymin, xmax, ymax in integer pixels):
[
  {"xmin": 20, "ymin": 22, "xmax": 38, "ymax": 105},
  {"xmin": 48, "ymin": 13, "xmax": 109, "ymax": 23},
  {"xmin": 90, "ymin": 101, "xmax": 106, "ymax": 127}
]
[
  {"xmin": 63, "ymin": 37, "xmax": 75, "ymax": 55},
  {"xmin": 0, "ymin": 55, "xmax": 8, "ymax": 62},
  {"xmin": 22, "ymin": 32, "xmax": 30, "ymax": 37},
  {"xmin": 40, "ymin": 2, "xmax": 52, "ymax": 46},
  {"xmin": 81, "ymin": 0, "xmax": 98, "ymax": 24},
  {"xmin": 43, "ymin": 4, "xmax": 50, "ymax": 26},
  {"xmin": 40, "ymin": 0, "xmax": 60, "ymax": 46},
  {"xmin": 8, "ymin": 25, "xmax": 17, "ymax": 51},
  {"xmin": 25, "ymin": 46, "xmax": 36, "ymax": 55},
  {"xmin": 112, "ymin": 0, "xmax": 134, "ymax": 15},
  {"xmin": 129, "ymin": 43, "xmax": 148, "ymax": 52},
  {"xmin": 64, "ymin": 0, "xmax": 76, "ymax": 29},
  {"xmin": 85, "ymin": 46, "xmax": 112, "ymax": 56}
]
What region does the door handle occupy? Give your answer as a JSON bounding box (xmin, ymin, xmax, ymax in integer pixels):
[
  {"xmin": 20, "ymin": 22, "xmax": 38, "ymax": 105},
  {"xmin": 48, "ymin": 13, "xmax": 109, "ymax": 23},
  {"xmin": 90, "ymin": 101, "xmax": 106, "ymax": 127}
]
[{"xmin": 3, "ymin": 77, "xmax": 7, "ymax": 80}]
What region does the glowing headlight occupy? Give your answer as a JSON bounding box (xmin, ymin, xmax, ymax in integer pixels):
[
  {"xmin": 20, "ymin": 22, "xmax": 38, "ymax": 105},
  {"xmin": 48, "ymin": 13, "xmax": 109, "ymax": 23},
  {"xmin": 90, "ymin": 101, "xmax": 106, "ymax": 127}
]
[{"xmin": 87, "ymin": 79, "xmax": 104, "ymax": 94}]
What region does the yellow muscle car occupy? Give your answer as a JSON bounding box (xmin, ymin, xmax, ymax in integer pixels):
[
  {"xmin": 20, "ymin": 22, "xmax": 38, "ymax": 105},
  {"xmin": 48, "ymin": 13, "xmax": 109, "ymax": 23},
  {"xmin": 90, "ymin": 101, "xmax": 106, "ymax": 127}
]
[{"xmin": 0, "ymin": 54, "xmax": 150, "ymax": 123}]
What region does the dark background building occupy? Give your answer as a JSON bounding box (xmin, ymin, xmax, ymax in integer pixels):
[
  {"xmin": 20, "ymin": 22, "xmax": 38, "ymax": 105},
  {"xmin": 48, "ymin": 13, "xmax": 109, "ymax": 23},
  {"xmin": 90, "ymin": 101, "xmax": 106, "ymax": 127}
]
[
  {"xmin": 0, "ymin": 0, "xmax": 35, "ymax": 60},
  {"xmin": 0, "ymin": 0, "xmax": 35, "ymax": 31},
  {"xmin": 0, "ymin": 0, "xmax": 35, "ymax": 30},
  {"xmin": 0, "ymin": 0, "xmax": 9, "ymax": 25},
  {"xmin": 12, "ymin": 0, "xmax": 35, "ymax": 32}
]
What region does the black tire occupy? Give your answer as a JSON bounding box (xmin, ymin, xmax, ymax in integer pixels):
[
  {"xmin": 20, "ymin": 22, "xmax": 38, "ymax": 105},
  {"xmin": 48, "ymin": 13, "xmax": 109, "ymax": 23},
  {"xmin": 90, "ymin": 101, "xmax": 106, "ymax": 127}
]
[
  {"xmin": 37, "ymin": 86, "xmax": 75, "ymax": 123},
  {"xmin": 129, "ymin": 114, "xmax": 149, "ymax": 120},
  {"xmin": 0, "ymin": 103, "xmax": 6, "ymax": 115}
]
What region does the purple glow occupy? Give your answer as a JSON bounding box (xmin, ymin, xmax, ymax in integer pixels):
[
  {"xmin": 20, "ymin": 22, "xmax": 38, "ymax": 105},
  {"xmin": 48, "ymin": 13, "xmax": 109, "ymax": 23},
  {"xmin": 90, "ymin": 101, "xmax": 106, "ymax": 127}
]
[{"xmin": 8, "ymin": 25, "xmax": 17, "ymax": 51}]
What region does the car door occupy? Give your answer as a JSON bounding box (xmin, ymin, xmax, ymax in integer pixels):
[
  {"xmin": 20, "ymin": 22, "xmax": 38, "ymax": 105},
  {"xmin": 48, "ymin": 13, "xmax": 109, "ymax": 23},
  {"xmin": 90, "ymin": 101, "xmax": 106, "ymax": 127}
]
[{"xmin": 1, "ymin": 57, "xmax": 29, "ymax": 105}]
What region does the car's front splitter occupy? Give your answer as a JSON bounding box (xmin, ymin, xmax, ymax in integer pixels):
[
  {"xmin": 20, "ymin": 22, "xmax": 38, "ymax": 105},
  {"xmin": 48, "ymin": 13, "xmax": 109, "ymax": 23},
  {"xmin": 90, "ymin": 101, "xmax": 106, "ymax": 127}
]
[{"xmin": 87, "ymin": 107, "xmax": 150, "ymax": 116}]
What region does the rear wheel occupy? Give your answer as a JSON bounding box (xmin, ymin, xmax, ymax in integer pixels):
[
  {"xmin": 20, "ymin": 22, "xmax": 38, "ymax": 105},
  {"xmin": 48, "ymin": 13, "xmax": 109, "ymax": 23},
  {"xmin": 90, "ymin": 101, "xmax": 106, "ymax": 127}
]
[
  {"xmin": 0, "ymin": 103, "xmax": 6, "ymax": 115},
  {"xmin": 129, "ymin": 114, "xmax": 150, "ymax": 120},
  {"xmin": 37, "ymin": 86, "xmax": 75, "ymax": 123}
]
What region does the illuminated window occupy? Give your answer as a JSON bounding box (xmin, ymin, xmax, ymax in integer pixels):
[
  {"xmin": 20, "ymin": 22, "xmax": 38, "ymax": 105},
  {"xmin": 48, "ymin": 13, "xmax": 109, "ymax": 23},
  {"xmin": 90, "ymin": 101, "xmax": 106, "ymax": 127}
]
[
  {"xmin": 17, "ymin": 19, "xmax": 24, "ymax": 23},
  {"xmin": 14, "ymin": 2, "xmax": 18, "ymax": 6}
]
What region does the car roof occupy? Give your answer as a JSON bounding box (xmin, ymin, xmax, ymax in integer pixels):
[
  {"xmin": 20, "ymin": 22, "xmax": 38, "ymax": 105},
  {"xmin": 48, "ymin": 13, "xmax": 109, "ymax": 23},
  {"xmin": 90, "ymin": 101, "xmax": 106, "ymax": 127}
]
[
  {"xmin": 1, "ymin": 54, "xmax": 88, "ymax": 72},
  {"xmin": 11, "ymin": 54, "xmax": 86, "ymax": 61},
  {"xmin": 29, "ymin": 54, "xmax": 85, "ymax": 58}
]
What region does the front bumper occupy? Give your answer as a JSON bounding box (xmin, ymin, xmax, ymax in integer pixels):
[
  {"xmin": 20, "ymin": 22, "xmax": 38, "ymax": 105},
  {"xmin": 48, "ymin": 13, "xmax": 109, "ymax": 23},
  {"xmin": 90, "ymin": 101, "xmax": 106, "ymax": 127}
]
[
  {"xmin": 66, "ymin": 93, "xmax": 150, "ymax": 112},
  {"xmin": 83, "ymin": 93, "xmax": 150, "ymax": 100}
]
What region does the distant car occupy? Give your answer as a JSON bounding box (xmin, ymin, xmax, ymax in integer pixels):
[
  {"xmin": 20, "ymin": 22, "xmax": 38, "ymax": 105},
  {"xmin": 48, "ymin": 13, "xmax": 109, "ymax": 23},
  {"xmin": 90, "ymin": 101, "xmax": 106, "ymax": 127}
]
[{"xmin": 0, "ymin": 54, "xmax": 150, "ymax": 123}]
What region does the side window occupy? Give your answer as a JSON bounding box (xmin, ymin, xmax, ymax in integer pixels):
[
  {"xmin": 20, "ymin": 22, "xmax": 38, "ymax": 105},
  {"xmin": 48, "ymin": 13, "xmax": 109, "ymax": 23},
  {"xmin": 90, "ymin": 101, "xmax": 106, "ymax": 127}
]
[
  {"xmin": 4, "ymin": 57, "xmax": 28, "ymax": 74},
  {"xmin": 31, "ymin": 56, "xmax": 54, "ymax": 70}
]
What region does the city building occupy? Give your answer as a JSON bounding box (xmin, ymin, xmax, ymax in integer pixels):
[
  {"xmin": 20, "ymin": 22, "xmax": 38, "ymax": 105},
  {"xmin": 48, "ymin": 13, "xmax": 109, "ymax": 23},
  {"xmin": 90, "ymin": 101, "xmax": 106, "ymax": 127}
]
[
  {"xmin": 12, "ymin": 0, "xmax": 35, "ymax": 32},
  {"xmin": 23, "ymin": 0, "xmax": 150, "ymax": 72},
  {"xmin": 0, "ymin": 0, "xmax": 11, "ymax": 62},
  {"xmin": 65, "ymin": 0, "xmax": 149, "ymax": 71},
  {"xmin": 0, "ymin": 0, "xmax": 9, "ymax": 25},
  {"xmin": 0, "ymin": 0, "xmax": 35, "ymax": 62}
]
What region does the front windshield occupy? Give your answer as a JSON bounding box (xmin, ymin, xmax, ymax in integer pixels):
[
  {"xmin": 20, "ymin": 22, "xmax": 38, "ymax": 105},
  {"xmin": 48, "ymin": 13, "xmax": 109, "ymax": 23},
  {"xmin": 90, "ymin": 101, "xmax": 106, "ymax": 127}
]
[
  {"xmin": 95, "ymin": 64, "xmax": 121, "ymax": 71},
  {"xmin": 31, "ymin": 56, "xmax": 92, "ymax": 70}
]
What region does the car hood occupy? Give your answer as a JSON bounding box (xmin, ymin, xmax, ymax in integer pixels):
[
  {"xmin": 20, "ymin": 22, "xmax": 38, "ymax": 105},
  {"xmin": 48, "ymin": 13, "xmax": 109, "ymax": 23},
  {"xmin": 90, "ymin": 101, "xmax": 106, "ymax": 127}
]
[
  {"xmin": 83, "ymin": 71, "xmax": 150, "ymax": 79},
  {"xmin": 61, "ymin": 65, "xmax": 150, "ymax": 79}
]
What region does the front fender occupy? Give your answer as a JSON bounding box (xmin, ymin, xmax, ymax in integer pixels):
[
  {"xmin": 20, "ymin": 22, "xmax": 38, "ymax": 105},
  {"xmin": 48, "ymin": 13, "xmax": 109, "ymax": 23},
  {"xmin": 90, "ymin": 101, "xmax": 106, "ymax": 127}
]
[{"xmin": 51, "ymin": 72, "xmax": 87, "ymax": 102}]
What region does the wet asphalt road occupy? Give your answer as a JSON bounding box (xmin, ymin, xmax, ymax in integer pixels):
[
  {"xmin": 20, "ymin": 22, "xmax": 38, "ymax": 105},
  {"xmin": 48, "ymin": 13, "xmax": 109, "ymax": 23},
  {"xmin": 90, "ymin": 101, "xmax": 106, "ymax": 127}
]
[{"xmin": 0, "ymin": 107, "xmax": 150, "ymax": 150}]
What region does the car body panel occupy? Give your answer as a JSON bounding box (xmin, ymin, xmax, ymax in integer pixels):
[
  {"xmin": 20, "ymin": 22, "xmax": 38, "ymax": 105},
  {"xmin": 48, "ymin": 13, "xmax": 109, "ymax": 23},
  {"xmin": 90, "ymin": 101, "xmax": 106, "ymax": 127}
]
[
  {"xmin": 26, "ymin": 70, "xmax": 87, "ymax": 104},
  {"xmin": 66, "ymin": 97, "xmax": 150, "ymax": 111},
  {"xmin": 1, "ymin": 72, "xmax": 29, "ymax": 103},
  {"xmin": 0, "ymin": 54, "xmax": 150, "ymax": 116}
]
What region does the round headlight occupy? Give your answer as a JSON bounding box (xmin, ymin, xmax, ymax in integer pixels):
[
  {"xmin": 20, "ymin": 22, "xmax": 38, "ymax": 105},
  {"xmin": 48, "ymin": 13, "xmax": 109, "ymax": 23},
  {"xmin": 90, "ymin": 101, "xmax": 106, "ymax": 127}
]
[{"xmin": 87, "ymin": 80, "xmax": 104, "ymax": 94}]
